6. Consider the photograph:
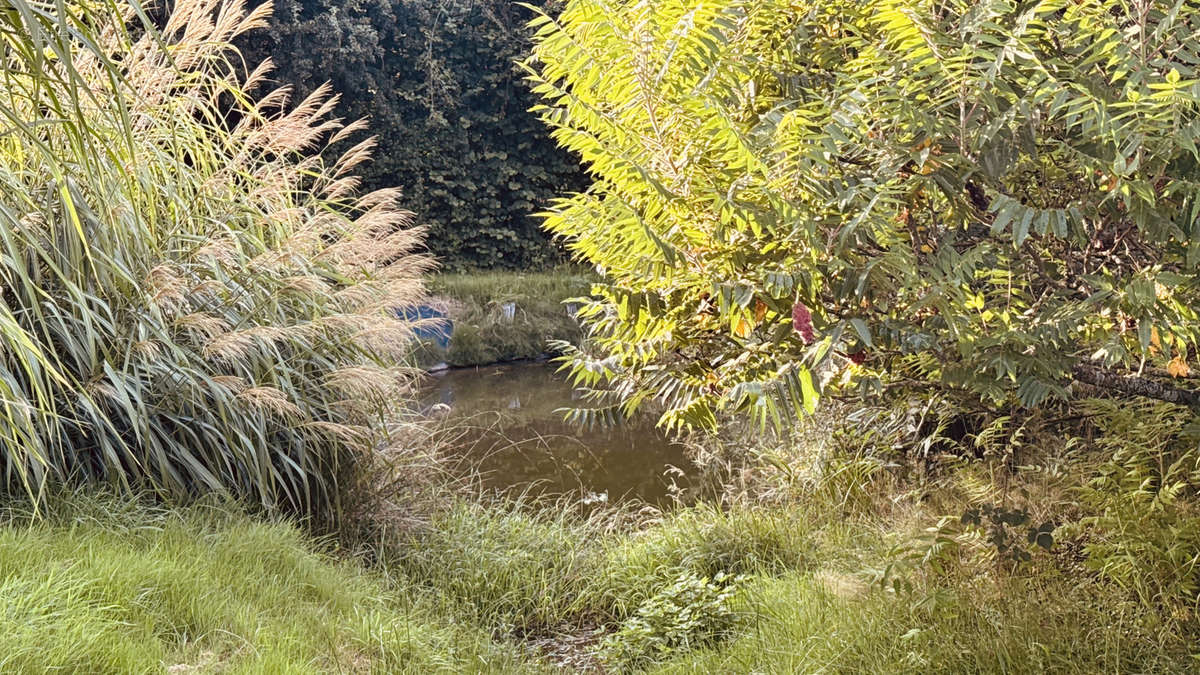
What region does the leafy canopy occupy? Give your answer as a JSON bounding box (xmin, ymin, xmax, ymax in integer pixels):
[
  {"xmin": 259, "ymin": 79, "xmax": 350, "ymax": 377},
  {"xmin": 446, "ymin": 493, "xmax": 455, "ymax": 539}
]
[{"xmin": 528, "ymin": 0, "xmax": 1200, "ymax": 431}]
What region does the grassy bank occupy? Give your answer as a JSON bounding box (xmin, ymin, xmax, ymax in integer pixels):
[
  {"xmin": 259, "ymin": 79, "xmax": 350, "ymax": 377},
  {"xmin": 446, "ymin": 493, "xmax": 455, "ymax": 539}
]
[
  {"xmin": 425, "ymin": 269, "xmax": 593, "ymax": 367},
  {"xmin": 0, "ymin": 494, "xmax": 533, "ymax": 674},
  {"xmin": 383, "ymin": 473, "xmax": 1193, "ymax": 672},
  {"xmin": 4, "ymin": 401, "xmax": 1200, "ymax": 672},
  {"xmin": 3, "ymin": 480, "xmax": 1196, "ymax": 672}
]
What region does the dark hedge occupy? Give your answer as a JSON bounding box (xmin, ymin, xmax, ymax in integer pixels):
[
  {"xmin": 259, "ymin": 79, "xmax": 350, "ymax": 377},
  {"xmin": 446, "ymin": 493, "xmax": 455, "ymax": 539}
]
[{"xmin": 239, "ymin": 0, "xmax": 587, "ymax": 269}]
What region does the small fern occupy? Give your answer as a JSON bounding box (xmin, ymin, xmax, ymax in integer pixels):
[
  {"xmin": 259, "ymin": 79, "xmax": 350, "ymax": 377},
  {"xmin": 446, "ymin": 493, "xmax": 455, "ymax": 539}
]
[{"xmin": 1075, "ymin": 400, "xmax": 1200, "ymax": 614}]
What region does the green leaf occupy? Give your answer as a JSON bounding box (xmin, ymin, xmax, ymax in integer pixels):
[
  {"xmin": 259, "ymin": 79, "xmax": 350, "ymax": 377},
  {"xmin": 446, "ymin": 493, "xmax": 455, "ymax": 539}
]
[{"xmin": 849, "ymin": 318, "xmax": 873, "ymax": 347}]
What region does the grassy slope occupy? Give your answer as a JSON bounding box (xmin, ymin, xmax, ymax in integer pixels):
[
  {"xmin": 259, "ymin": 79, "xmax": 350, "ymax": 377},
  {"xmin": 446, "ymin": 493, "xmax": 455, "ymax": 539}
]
[
  {"xmin": 0, "ymin": 495, "xmax": 536, "ymax": 674},
  {"xmin": 3, "ymin": 463, "xmax": 1195, "ymax": 673},
  {"xmin": 427, "ymin": 269, "xmax": 593, "ymax": 366},
  {"xmin": 659, "ymin": 569, "xmax": 1178, "ymax": 673},
  {"xmin": 388, "ymin": 499, "xmax": 1192, "ymax": 673}
]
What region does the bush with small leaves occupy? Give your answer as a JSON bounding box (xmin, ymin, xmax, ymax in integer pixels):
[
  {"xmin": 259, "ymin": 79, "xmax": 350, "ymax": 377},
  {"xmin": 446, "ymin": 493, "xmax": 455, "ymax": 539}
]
[{"xmin": 595, "ymin": 570, "xmax": 743, "ymax": 670}]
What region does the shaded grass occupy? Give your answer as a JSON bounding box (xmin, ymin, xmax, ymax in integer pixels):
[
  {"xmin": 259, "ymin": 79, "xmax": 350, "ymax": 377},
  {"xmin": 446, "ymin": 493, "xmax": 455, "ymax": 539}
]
[
  {"xmin": 653, "ymin": 569, "xmax": 1189, "ymax": 673},
  {"xmin": 0, "ymin": 493, "xmax": 538, "ymax": 674},
  {"xmin": 427, "ymin": 269, "xmax": 594, "ymax": 366}
]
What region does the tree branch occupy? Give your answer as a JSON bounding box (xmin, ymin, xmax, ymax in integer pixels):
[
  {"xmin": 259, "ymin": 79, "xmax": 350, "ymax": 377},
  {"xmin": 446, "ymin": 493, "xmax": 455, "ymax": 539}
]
[{"xmin": 1072, "ymin": 363, "xmax": 1200, "ymax": 408}]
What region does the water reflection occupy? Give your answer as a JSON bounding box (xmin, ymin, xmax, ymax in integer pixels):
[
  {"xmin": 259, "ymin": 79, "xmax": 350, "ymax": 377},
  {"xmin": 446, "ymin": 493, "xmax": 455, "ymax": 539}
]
[{"xmin": 418, "ymin": 362, "xmax": 691, "ymax": 506}]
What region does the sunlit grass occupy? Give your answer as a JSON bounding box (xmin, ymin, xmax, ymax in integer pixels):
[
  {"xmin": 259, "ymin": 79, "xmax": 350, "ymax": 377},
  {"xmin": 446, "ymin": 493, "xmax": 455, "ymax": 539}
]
[
  {"xmin": 652, "ymin": 569, "xmax": 1185, "ymax": 673},
  {"xmin": 0, "ymin": 492, "xmax": 536, "ymax": 673}
]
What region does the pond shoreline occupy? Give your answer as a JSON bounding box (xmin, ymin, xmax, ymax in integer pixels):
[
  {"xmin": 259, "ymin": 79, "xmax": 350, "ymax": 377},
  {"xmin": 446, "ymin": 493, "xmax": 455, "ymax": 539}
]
[
  {"xmin": 426, "ymin": 354, "xmax": 556, "ymax": 373},
  {"xmin": 414, "ymin": 269, "xmax": 592, "ymax": 368},
  {"xmin": 418, "ymin": 360, "xmax": 691, "ymax": 507}
]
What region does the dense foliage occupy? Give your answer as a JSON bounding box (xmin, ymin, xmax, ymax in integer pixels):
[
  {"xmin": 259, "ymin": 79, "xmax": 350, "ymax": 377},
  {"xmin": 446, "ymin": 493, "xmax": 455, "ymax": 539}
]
[
  {"xmin": 239, "ymin": 0, "xmax": 589, "ymax": 269},
  {"xmin": 0, "ymin": 0, "xmax": 429, "ymax": 516},
  {"xmin": 529, "ymin": 0, "xmax": 1200, "ymax": 430}
]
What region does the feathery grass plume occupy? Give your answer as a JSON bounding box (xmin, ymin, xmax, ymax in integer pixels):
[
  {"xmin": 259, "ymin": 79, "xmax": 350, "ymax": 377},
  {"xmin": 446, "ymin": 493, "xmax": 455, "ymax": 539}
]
[{"xmin": 0, "ymin": 0, "xmax": 432, "ymax": 519}]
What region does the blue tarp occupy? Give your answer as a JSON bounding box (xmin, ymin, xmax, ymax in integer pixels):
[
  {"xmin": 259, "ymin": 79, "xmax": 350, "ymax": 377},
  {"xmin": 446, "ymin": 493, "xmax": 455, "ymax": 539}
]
[{"xmin": 396, "ymin": 305, "xmax": 453, "ymax": 349}]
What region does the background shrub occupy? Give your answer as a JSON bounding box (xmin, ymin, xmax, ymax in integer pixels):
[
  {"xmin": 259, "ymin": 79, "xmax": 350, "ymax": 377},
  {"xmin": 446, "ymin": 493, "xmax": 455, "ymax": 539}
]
[{"xmin": 239, "ymin": 0, "xmax": 589, "ymax": 269}]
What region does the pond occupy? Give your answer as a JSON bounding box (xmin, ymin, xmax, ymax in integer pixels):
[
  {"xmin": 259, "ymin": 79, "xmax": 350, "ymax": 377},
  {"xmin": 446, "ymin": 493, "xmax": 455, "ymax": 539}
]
[{"xmin": 418, "ymin": 361, "xmax": 692, "ymax": 506}]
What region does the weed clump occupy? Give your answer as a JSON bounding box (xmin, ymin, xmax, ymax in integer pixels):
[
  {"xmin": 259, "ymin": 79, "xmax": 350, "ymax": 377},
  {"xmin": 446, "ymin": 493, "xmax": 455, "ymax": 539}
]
[{"xmin": 595, "ymin": 570, "xmax": 743, "ymax": 671}]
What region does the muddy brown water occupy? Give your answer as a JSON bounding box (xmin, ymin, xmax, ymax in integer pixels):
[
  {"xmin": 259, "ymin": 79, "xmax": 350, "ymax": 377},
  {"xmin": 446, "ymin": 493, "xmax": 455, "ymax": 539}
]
[{"xmin": 418, "ymin": 362, "xmax": 692, "ymax": 506}]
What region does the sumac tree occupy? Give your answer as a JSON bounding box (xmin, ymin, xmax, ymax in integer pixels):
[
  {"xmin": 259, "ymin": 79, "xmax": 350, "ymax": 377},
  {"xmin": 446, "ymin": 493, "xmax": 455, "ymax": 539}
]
[{"xmin": 528, "ymin": 0, "xmax": 1200, "ymax": 430}]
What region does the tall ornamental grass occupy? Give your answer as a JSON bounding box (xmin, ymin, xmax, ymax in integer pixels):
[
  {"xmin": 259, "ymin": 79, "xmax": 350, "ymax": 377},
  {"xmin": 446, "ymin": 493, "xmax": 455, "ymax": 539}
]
[{"xmin": 0, "ymin": 0, "xmax": 432, "ymax": 517}]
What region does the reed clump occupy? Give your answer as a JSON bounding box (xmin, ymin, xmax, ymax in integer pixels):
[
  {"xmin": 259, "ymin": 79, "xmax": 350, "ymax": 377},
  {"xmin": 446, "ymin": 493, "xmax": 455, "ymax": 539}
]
[{"xmin": 0, "ymin": 0, "xmax": 431, "ymax": 518}]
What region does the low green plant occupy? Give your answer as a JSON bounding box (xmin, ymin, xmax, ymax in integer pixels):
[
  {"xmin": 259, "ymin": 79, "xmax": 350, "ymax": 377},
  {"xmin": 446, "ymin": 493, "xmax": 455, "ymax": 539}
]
[
  {"xmin": 959, "ymin": 503, "xmax": 1055, "ymax": 564},
  {"xmin": 592, "ymin": 504, "xmax": 812, "ymax": 617},
  {"xmin": 1074, "ymin": 399, "xmax": 1200, "ymax": 618},
  {"xmin": 595, "ymin": 570, "xmax": 743, "ymax": 671}
]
